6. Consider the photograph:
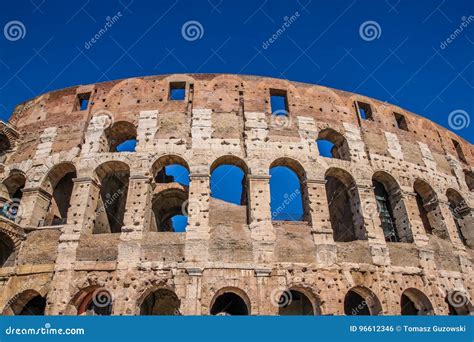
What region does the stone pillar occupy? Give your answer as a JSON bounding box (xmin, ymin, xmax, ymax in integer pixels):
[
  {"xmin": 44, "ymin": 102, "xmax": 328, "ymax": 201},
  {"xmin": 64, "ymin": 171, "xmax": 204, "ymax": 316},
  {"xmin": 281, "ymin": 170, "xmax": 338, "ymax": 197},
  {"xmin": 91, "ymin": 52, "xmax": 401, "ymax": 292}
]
[
  {"xmin": 122, "ymin": 174, "xmax": 152, "ymax": 234},
  {"xmin": 181, "ymin": 268, "xmax": 203, "ymax": 315},
  {"xmin": 248, "ymin": 174, "xmax": 275, "ymax": 264},
  {"xmin": 81, "ymin": 115, "xmax": 111, "ymax": 155},
  {"xmin": 15, "ymin": 187, "xmax": 51, "ymax": 227},
  {"xmin": 184, "ymin": 173, "xmax": 211, "ymax": 262},
  {"xmin": 401, "ymin": 191, "xmax": 430, "ymax": 247},
  {"xmin": 306, "ymin": 179, "xmax": 336, "ymax": 266},
  {"xmin": 437, "ymin": 200, "xmax": 465, "ymax": 248},
  {"xmin": 135, "ymin": 110, "xmax": 158, "ymax": 152},
  {"xmin": 357, "ymin": 183, "xmax": 390, "ymax": 266}
]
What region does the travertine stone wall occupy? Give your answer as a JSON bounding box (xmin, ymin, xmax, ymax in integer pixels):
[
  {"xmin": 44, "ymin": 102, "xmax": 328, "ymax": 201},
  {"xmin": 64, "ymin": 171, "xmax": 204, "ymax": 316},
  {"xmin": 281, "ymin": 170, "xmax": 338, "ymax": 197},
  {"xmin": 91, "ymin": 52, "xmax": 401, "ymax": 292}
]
[{"xmin": 0, "ymin": 74, "xmax": 472, "ymax": 316}]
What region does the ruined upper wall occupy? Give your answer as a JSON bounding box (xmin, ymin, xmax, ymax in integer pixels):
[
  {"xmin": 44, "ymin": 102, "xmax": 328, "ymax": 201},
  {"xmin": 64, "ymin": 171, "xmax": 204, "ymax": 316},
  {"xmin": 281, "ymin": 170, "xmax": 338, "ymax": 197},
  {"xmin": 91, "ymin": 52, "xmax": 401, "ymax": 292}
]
[{"xmin": 5, "ymin": 73, "xmax": 473, "ymax": 170}]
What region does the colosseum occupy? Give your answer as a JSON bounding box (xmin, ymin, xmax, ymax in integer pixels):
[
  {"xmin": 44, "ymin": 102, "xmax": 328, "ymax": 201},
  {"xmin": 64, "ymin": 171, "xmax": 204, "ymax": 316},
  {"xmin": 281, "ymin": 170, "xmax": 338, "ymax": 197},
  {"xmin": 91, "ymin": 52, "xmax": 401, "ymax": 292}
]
[{"xmin": 0, "ymin": 73, "xmax": 472, "ymax": 316}]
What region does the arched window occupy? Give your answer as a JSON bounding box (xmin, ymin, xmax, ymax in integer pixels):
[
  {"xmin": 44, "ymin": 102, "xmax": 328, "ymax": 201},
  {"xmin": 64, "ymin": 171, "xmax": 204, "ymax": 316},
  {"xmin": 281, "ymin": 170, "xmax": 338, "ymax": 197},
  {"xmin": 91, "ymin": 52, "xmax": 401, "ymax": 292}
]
[
  {"xmin": 413, "ymin": 180, "xmax": 447, "ymax": 239},
  {"xmin": 446, "ymin": 291, "xmax": 473, "ymax": 315},
  {"xmin": 43, "ymin": 163, "xmax": 77, "ymax": 226},
  {"xmin": 269, "ymin": 158, "xmax": 307, "ymax": 222},
  {"xmin": 344, "ymin": 286, "xmax": 382, "ymax": 316},
  {"xmin": 3, "ymin": 290, "xmax": 46, "ymax": 315},
  {"xmin": 446, "ymin": 189, "xmax": 471, "ymax": 247},
  {"xmin": 316, "ymin": 128, "xmax": 350, "ymax": 161},
  {"xmin": 0, "ymin": 133, "xmax": 11, "ymax": 162},
  {"xmin": 140, "ymin": 289, "xmax": 180, "ymax": 315},
  {"xmin": 75, "ymin": 288, "xmax": 113, "ymax": 316},
  {"xmin": 210, "ymin": 156, "xmax": 249, "ymax": 225},
  {"xmin": 372, "ymin": 172, "xmax": 413, "ymax": 243},
  {"xmin": 0, "ymin": 232, "xmax": 15, "ymax": 267},
  {"xmin": 152, "ymin": 156, "xmax": 189, "ymax": 232},
  {"xmin": 325, "ymin": 168, "xmax": 365, "ymax": 242},
  {"xmin": 104, "ymin": 121, "xmax": 137, "ymax": 152},
  {"xmin": 0, "ymin": 171, "xmax": 26, "ymax": 221},
  {"xmin": 210, "ymin": 289, "xmax": 250, "ymax": 316},
  {"xmin": 278, "ymin": 289, "xmax": 319, "ymax": 315},
  {"xmin": 464, "ymin": 170, "xmax": 474, "ymax": 191},
  {"xmin": 400, "ymin": 288, "xmax": 434, "ymax": 315},
  {"xmin": 93, "ymin": 161, "xmax": 130, "ymax": 234}
]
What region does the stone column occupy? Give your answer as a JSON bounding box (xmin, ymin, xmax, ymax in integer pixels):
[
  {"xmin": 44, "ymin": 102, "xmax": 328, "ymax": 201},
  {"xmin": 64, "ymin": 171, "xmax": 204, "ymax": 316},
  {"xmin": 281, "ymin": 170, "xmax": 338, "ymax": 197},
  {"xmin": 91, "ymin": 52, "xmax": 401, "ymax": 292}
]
[
  {"xmin": 81, "ymin": 115, "xmax": 111, "ymax": 155},
  {"xmin": 248, "ymin": 174, "xmax": 275, "ymax": 264},
  {"xmin": 400, "ymin": 191, "xmax": 430, "ymax": 247},
  {"xmin": 184, "ymin": 173, "xmax": 211, "ymax": 262},
  {"xmin": 15, "ymin": 187, "xmax": 51, "ymax": 227},
  {"xmin": 122, "ymin": 174, "xmax": 152, "ymax": 235},
  {"xmin": 181, "ymin": 268, "xmax": 203, "ymax": 315},
  {"xmin": 437, "ymin": 200, "xmax": 465, "ymax": 249},
  {"xmin": 306, "ymin": 179, "xmax": 336, "ymax": 266},
  {"xmin": 357, "ymin": 183, "xmax": 390, "ymax": 266}
]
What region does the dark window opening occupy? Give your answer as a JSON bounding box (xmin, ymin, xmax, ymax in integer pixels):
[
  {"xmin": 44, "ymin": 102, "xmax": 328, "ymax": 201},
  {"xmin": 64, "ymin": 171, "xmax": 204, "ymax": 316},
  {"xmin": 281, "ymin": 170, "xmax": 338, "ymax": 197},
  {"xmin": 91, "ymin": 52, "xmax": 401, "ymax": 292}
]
[
  {"xmin": 0, "ymin": 236, "xmax": 14, "ymax": 267},
  {"xmin": 18, "ymin": 295, "xmax": 46, "ymax": 315},
  {"xmin": 270, "ymin": 89, "xmax": 289, "ymax": 116},
  {"xmin": 316, "ymin": 128, "xmax": 351, "ymax": 161},
  {"xmin": 400, "ymin": 289, "xmax": 434, "ymax": 315},
  {"xmin": 278, "ymin": 290, "xmax": 315, "ymax": 315},
  {"xmin": 344, "ymin": 290, "xmax": 371, "ymax": 315},
  {"xmin": 104, "ymin": 121, "xmax": 137, "ymax": 153},
  {"xmin": 115, "ymin": 139, "xmax": 137, "ymax": 152},
  {"xmin": 452, "ymin": 139, "xmax": 467, "ymax": 163},
  {"xmin": 47, "ymin": 171, "xmax": 76, "ymax": 226},
  {"xmin": 169, "ymin": 82, "xmax": 186, "ymax": 101},
  {"xmin": 76, "ymin": 93, "xmax": 91, "ymax": 111},
  {"xmin": 356, "ymin": 101, "xmax": 373, "ymax": 121},
  {"xmin": 415, "ymin": 192, "xmax": 433, "ymax": 235},
  {"xmin": 394, "ymin": 112, "xmax": 409, "ymax": 131},
  {"xmin": 465, "ymin": 171, "xmax": 474, "ymax": 191},
  {"xmin": 211, "ymin": 292, "xmax": 248, "ymax": 315},
  {"xmin": 373, "ymin": 180, "xmax": 399, "ymax": 242},
  {"xmin": 140, "ymin": 289, "xmax": 181, "ymax": 315},
  {"xmin": 0, "ymin": 134, "xmax": 11, "ymax": 158}
]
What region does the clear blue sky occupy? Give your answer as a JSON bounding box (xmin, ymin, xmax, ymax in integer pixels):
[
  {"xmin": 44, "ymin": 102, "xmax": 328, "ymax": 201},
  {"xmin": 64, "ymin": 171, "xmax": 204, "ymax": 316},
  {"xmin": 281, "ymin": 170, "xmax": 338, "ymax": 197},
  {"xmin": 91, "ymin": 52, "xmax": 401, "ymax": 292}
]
[{"xmin": 1, "ymin": 0, "xmax": 472, "ymax": 226}]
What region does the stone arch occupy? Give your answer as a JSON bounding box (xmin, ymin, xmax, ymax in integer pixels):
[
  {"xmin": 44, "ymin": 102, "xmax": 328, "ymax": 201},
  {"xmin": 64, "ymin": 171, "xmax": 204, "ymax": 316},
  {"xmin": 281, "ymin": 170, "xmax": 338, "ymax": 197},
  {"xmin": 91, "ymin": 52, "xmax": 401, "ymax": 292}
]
[
  {"xmin": 344, "ymin": 286, "xmax": 382, "ymax": 315},
  {"xmin": 400, "ymin": 288, "xmax": 434, "ymax": 315},
  {"xmin": 41, "ymin": 162, "xmax": 77, "ymax": 226},
  {"xmin": 463, "ymin": 170, "xmax": 473, "ymax": 191},
  {"xmin": 139, "ymin": 288, "xmax": 181, "ymax": 315},
  {"xmin": 151, "ymin": 155, "xmax": 190, "ymax": 232},
  {"xmin": 104, "ymin": 121, "xmax": 137, "ymax": 152},
  {"xmin": 269, "ymin": 157, "xmax": 309, "ymax": 222},
  {"xmin": 2, "ymin": 289, "xmax": 47, "ymax": 315},
  {"xmin": 278, "ymin": 286, "xmax": 321, "ymax": 315},
  {"xmin": 0, "ymin": 231, "xmax": 15, "ymax": 267},
  {"xmin": 413, "ymin": 179, "xmax": 448, "ymax": 239},
  {"xmin": 372, "ymin": 171, "xmax": 413, "ymax": 243},
  {"xmin": 210, "ymin": 287, "xmax": 251, "ymax": 316},
  {"xmin": 325, "ymin": 167, "xmax": 366, "ymax": 242},
  {"xmin": 446, "ymin": 188, "xmax": 472, "ymax": 247},
  {"xmin": 316, "ymin": 128, "xmax": 351, "ymax": 161},
  {"xmin": 0, "ymin": 170, "xmax": 26, "ymax": 221},
  {"xmin": 210, "ymin": 155, "xmax": 249, "ymax": 224},
  {"xmin": 92, "ymin": 160, "xmax": 130, "ymax": 234},
  {"xmin": 445, "ymin": 290, "xmax": 473, "ymax": 315},
  {"xmin": 69, "ymin": 286, "xmax": 113, "ymax": 316}
]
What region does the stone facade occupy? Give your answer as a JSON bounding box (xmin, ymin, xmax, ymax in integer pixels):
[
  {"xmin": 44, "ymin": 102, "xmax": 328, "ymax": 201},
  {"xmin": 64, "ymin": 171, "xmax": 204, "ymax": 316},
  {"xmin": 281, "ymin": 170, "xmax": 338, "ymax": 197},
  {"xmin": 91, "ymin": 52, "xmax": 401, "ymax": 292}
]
[{"xmin": 0, "ymin": 73, "xmax": 472, "ymax": 316}]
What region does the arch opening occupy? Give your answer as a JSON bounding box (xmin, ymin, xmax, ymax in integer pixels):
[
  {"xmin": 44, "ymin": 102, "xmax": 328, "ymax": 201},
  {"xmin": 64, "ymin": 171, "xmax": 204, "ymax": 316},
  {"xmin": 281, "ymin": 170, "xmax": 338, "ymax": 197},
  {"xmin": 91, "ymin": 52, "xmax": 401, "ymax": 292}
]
[
  {"xmin": 93, "ymin": 161, "xmax": 130, "ymax": 234},
  {"xmin": 0, "ymin": 133, "xmax": 11, "ymax": 162},
  {"xmin": 344, "ymin": 287, "xmax": 382, "ymax": 316},
  {"xmin": 210, "ymin": 292, "xmax": 249, "ymax": 316},
  {"xmin": 210, "ymin": 156, "xmax": 249, "ymax": 225},
  {"xmin": 413, "ymin": 180, "xmax": 447, "ymax": 239},
  {"xmin": 75, "ymin": 288, "xmax": 113, "ymax": 316},
  {"xmin": 278, "ymin": 290, "xmax": 316, "ymax": 315},
  {"xmin": 140, "ymin": 289, "xmax": 180, "ymax": 315},
  {"xmin": 325, "ymin": 168, "xmax": 365, "ymax": 242},
  {"xmin": 0, "ymin": 232, "xmax": 15, "ymax": 267},
  {"xmin": 4, "ymin": 290, "xmax": 46, "ymax": 315},
  {"xmin": 372, "ymin": 172, "xmax": 413, "ymax": 243},
  {"xmin": 446, "ymin": 189, "xmax": 471, "ymax": 247},
  {"xmin": 152, "ymin": 157, "xmax": 190, "ymax": 232},
  {"xmin": 464, "ymin": 170, "xmax": 474, "ymax": 192},
  {"xmin": 270, "ymin": 159, "xmax": 307, "ymax": 222},
  {"xmin": 104, "ymin": 121, "xmax": 137, "ymax": 152},
  {"xmin": 316, "ymin": 128, "xmax": 350, "ymax": 161},
  {"xmin": 400, "ymin": 288, "xmax": 434, "ymax": 315},
  {"xmin": 0, "ymin": 172, "xmax": 26, "ymax": 221}
]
